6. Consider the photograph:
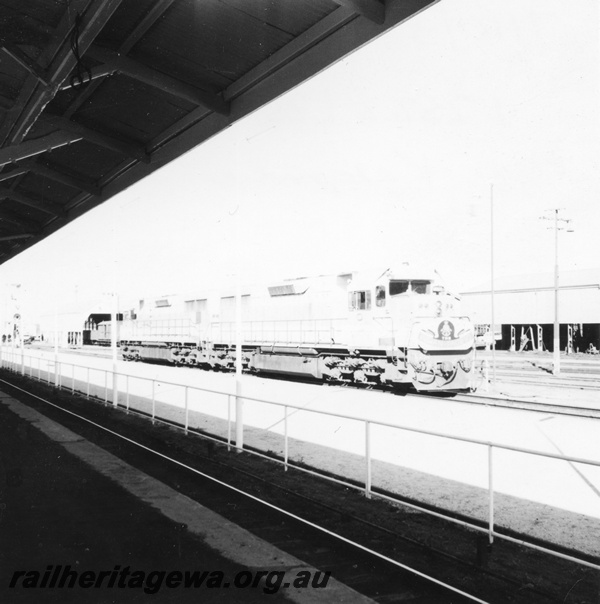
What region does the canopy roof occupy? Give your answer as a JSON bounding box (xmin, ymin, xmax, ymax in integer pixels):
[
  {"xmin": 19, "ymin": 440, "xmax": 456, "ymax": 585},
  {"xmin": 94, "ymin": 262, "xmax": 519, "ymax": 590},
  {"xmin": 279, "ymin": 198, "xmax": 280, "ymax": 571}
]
[{"xmin": 0, "ymin": 0, "xmax": 437, "ymax": 265}]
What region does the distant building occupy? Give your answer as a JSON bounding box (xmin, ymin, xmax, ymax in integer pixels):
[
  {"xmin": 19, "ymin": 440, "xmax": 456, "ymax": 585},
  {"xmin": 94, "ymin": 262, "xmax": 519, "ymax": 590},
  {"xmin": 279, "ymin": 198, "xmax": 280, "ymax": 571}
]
[{"xmin": 461, "ymin": 269, "xmax": 600, "ymax": 352}]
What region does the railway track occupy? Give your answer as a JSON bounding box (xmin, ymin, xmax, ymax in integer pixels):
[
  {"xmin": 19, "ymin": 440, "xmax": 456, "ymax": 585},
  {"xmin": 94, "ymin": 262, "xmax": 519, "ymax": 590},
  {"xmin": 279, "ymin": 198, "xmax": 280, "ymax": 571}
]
[
  {"xmin": 17, "ymin": 345, "xmax": 600, "ymax": 419},
  {"xmin": 1, "ymin": 372, "xmax": 597, "ymax": 604},
  {"xmin": 452, "ymin": 391, "xmax": 600, "ymax": 420}
]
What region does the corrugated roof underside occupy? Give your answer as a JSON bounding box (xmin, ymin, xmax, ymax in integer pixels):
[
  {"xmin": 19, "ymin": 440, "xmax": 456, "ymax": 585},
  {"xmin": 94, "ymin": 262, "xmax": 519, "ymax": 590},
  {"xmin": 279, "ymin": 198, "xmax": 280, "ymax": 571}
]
[{"xmin": 0, "ymin": 0, "xmax": 433, "ymax": 263}]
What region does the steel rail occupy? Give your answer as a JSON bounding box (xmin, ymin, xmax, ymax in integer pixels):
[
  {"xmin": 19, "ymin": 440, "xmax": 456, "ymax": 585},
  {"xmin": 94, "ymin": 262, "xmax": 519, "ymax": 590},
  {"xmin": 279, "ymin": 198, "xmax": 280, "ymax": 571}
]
[
  {"xmin": 5, "ymin": 349, "xmax": 600, "ymax": 465},
  {"xmin": 2, "ymin": 347, "xmax": 600, "ymax": 571},
  {"xmin": 0, "ymin": 376, "xmax": 489, "ymax": 604}
]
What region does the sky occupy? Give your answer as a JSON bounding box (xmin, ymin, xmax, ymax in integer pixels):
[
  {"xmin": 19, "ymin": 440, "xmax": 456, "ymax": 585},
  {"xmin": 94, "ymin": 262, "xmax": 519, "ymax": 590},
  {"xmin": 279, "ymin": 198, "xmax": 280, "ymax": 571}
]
[{"xmin": 1, "ymin": 0, "xmax": 599, "ymax": 326}]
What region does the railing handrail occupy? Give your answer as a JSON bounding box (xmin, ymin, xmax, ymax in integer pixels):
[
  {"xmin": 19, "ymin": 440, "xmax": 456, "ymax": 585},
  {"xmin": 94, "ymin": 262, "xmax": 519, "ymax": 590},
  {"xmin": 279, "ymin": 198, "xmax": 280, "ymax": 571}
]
[
  {"xmin": 2, "ymin": 345, "xmax": 600, "ymax": 572},
  {"xmin": 4, "ymin": 347, "xmax": 600, "ymax": 468}
]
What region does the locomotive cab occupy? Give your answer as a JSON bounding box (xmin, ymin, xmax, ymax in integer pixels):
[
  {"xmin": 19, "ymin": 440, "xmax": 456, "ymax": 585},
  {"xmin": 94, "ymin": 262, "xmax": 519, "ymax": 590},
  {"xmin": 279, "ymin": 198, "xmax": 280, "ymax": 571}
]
[{"xmin": 346, "ymin": 269, "xmax": 474, "ymax": 390}]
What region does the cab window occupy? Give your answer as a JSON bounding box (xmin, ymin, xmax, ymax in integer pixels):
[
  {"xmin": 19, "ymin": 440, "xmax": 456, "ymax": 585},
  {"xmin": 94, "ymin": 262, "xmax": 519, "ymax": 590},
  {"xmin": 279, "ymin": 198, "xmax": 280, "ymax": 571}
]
[
  {"xmin": 348, "ymin": 291, "xmax": 371, "ymax": 310},
  {"xmin": 389, "ymin": 280, "xmax": 409, "ymax": 296},
  {"xmin": 411, "ymin": 280, "xmax": 431, "ymax": 294},
  {"xmin": 375, "ymin": 285, "xmax": 386, "ymax": 307}
]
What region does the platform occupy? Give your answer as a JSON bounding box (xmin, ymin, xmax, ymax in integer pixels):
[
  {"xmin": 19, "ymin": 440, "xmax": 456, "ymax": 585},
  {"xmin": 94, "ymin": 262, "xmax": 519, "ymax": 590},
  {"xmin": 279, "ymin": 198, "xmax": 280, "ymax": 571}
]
[{"xmin": 0, "ymin": 391, "xmax": 374, "ymax": 603}]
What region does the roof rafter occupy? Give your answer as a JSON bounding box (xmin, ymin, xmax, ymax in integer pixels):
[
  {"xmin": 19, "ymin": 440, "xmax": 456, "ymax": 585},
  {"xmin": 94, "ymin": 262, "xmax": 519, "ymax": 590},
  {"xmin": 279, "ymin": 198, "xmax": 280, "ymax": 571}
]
[
  {"xmin": 226, "ymin": 7, "xmax": 357, "ymax": 103},
  {"xmin": 62, "ymin": 0, "xmax": 177, "ymax": 120},
  {"xmin": 0, "ymin": 209, "xmax": 43, "ymax": 232},
  {"xmin": 0, "ymin": 95, "xmax": 13, "ymax": 111},
  {"xmin": 59, "ymin": 64, "xmax": 118, "ymax": 92},
  {"xmin": 0, "ymin": 166, "xmax": 30, "ymax": 183},
  {"xmin": 44, "ymin": 115, "xmax": 150, "ymax": 164},
  {"xmin": 1, "ymin": 0, "xmax": 125, "ymax": 146},
  {"xmin": 120, "ymin": 0, "xmax": 178, "ymax": 52},
  {"xmin": 0, "ymin": 45, "xmax": 50, "ymax": 88},
  {"xmin": 24, "ymin": 160, "xmax": 102, "ymax": 197},
  {"xmin": 0, "ymin": 131, "xmax": 83, "ymax": 167},
  {"xmin": 0, "ymin": 233, "xmax": 34, "ymax": 242},
  {"xmin": 87, "ymin": 46, "xmax": 229, "ymax": 115},
  {"xmin": 0, "ymin": 186, "xmax": 63, "ymax": 217},
  {"xmin": 334, "ymin": 0, "xmax": 385, "ymax": 24}
]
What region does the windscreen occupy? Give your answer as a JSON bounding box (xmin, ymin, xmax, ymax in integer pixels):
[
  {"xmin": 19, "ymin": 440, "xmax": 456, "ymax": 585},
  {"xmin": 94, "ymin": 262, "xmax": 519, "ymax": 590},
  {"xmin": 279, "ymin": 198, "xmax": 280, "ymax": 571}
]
[{"xmin": 389, "ymin": 280, "xmax": 431, "ymax": 295}]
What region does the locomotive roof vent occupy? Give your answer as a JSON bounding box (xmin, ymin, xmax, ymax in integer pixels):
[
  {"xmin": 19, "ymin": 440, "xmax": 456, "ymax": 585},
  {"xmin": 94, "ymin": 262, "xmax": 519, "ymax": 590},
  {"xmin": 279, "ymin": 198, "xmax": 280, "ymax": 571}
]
[{"xmin": 268, "ymin": 284, "xmax": 309, "ymax": 297}]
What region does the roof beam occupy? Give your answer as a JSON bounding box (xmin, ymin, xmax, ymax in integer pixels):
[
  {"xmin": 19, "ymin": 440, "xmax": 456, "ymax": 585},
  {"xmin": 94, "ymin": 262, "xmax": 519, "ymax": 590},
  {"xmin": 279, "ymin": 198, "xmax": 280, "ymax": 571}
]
[
  {"xmin": 0, "ymin": 166, "xmax": 30, "ymax": 183},
  {"xmin": 226, "ymin": 7, "xmax": 357, "ymax": 103},
  {"xmin": 334, "ymin": 0, "xmax": 385, "ymax": 24},
  {"xmin": 62, "ymin": 0, "xmax": 177, "ymax": 119},
  {"xmin": 2, "ymin": 0, "xmax": 124, "ymax": 145},
  {"xmin": 59, "ymin": 64, "xmax": 117, "ymax": 92},
  {"xmin": 0, "ymin": 95, "xmax": 13, "ymax": 111},
  {"xmin": 44, "ymin": 115, "xmax": 150, "ymax": 163},
  {"xmin": 0, "ymin": 210, "xmax": 43, "ymax": 231},
  {"xmin": 87, "ymin": 46, "xmax": 229, "ymax": 115},
  {"xmin": 119, "ymin": 0, "xmax": 177, "ymax": 53},
  {"xmin": 0, "ymin": 234, "xmax": 34, "ymax": 242},
  {"xmin": 0, "ymin": 186, "xmax": 62, "ymax": 217},
  {"xmin": 1, "ymin": 45, "xmax": 50, "ymax": 88},
  {"xmin": 25, "ymin": 161, "xmax": 101, "ymax": 197},
  {"xmin": 0, "ymin": 132, "xmax": 83, "ymax": 167}
]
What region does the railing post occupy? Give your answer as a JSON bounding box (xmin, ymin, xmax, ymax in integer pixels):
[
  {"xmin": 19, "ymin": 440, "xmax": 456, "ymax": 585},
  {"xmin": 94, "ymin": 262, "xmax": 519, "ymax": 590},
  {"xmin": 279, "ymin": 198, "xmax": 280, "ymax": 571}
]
[
  {"xmin": 20, "ymin": 348, "xmax": 24, "ymax": 376},
  {"xmin": 235, "ymin": 385, "xmax": 243, "ymax": 452},
  {"xmin": 151, "ymin": 380, "xmax": 155, "ymax": 423},
  {"xmin": 86, "ymin": 367, "xmax": 90, "ymax": 399},
  {"xmin": 113, "ymin": 368, "xmax": 119, "ymax": 408},
  {"xmin": 184, "ymin": 386, "xmax": 189, "ymax": 434},
  {"xmin": 284, "ymin": 406, "xmax": 289, "ymax": 471},
  {"xmin": 483, "ymin": 359, "xmax": 490, "ymax": 392},
  {"xmin": 126, "ymin": 375, "xmax": 130, "ymax": 411},
  {"xmin": 227, "ymin": 394, "xmax": 232, "ymax": 451},
  {"xmin": 104, "ymin": 371, "xmax": 108, "ymax": 403},
  {"xmin": 488, "ymin": 444, "xmax": 494, "ymax": 544},
  {"xmin": 365, "ymin": 420, "xmax": 372, "ymax": 499},
  {"xmin": 38, "ymin": 356, "xmax": 40, "ymax": 381},
  {"xmin": 72, "ymin": 363, "xmax": 75, "ymax": 393}
]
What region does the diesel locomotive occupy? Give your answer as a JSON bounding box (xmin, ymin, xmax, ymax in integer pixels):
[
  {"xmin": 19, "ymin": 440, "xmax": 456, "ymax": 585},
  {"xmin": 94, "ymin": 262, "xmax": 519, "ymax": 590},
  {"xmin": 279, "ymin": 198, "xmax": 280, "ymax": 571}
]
[{"xmin": 94, "ymin": 266, "xmax": 475, "ymax": 392}]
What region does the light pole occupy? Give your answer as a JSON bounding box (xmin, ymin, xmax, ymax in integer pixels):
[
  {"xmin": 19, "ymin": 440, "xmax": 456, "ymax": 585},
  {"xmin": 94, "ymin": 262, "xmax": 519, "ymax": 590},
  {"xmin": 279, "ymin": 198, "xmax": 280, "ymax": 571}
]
[
  {"xmin": 490, "ymin": 184, "xmax": 496, "ymax": 386},
  {"xmin": 540, "ymin": 209, "xmax": 573, "ymax": 375}
]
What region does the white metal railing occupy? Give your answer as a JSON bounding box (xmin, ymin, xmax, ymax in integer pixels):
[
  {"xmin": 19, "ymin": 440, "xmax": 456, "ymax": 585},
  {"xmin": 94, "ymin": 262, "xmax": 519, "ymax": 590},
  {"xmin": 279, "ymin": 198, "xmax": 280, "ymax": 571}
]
[{"xmin": 0, "ymin": 346, "xmax": 598, "ymax": 570}]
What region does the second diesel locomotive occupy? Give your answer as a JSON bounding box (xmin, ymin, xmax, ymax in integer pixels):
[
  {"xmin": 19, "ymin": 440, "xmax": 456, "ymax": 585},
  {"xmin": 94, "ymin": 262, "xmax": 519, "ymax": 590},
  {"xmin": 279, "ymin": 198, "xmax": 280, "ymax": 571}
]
[{"xmin": 105, "ymin": 266, "xmax": 475, "ymax": 392}]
